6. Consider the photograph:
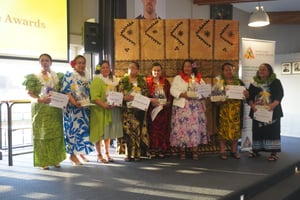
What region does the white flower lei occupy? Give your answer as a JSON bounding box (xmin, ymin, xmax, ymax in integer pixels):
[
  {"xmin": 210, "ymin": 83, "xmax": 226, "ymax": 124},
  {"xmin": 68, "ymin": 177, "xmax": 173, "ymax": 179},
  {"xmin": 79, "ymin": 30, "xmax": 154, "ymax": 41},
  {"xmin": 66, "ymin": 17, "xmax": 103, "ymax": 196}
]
[
  {"xmin": 72, "ymin": 70, "xmax": 89, "ymax": 83},
  {"xmin": 36, "ymin": 70, "xmax": 59, "ymax": 88},
  {"xmin": 95, "ymin": 74, "xmax": 119, "ymax": 86}
]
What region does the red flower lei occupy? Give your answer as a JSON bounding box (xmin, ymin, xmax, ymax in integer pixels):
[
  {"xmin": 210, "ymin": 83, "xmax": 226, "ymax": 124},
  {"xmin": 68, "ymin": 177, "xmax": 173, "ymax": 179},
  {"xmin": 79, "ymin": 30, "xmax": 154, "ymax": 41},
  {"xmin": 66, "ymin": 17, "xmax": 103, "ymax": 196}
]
[
  {"xmin": 146, "ymin": 76, "xmax": 166, "ymax": 96},
  {"xmin": 179, "ymin": 71, "xmax": 202, "ymax": 83}
]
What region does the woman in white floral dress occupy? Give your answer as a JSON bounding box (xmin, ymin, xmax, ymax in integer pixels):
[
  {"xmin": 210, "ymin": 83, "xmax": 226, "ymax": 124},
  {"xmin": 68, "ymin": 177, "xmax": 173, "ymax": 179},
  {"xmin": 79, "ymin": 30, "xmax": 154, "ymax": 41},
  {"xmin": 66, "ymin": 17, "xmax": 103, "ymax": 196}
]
[{"xmin": 170, "ymin": 59, "xmax": 209, "ymax": 160}]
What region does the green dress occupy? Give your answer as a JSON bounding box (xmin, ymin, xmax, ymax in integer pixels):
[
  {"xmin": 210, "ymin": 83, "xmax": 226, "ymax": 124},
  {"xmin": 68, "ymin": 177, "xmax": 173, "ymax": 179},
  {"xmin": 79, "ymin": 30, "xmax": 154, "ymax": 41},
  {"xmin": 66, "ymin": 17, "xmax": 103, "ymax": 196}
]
[
  {"xmin": 89, "ymin": 77, "xmax": 112, "ymax": 143},
  {"xmin": 23, "ymin": 72, "xmax": 66, "ymax": 167}
]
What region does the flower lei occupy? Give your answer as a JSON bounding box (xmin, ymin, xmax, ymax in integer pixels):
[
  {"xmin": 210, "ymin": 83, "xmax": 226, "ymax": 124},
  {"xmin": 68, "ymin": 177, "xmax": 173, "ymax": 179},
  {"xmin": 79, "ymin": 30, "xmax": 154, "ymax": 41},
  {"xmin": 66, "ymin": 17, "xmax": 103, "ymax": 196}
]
[
  {"xmin": 96, "ymin": 74, "xmax": 119, "ymax": 87},
  {"xmin": 36, "ymin": 70, "xmax": 59, "ymax": 89},
  {"xmin": 253, "ymin": 73, "xmax": 276, "ymax": 87},
  {"xmin": 220, "ymin": 74, "xmax": 240, "ymax": 86},
  {"xmin": 179, "ymin": 71, "xmax": 202, "ymax": 83},
  {"xmin": 120, "ymin": 74, "xmax": 144, "ymax": 94},
  {"xmin": 146, "ymin": 76, "xmax": 166, "ymax": 96}
]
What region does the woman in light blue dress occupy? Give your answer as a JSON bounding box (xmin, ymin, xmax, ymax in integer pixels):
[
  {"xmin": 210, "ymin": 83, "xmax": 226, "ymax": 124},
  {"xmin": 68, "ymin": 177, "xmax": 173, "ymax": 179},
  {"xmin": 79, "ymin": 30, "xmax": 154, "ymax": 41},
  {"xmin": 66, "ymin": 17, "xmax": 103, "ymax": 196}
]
[{"xmin": 61, "ymin": 55, "xmax": 94, "ymax": 165}]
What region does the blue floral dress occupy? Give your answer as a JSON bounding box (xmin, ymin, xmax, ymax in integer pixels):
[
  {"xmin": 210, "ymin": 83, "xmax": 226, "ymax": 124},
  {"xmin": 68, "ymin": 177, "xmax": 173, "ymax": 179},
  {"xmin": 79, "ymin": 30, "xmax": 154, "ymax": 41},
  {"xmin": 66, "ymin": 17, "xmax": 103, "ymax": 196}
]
[{"xmin": 61, "ymin": 71, "xmax": 94, "ymax": 155}]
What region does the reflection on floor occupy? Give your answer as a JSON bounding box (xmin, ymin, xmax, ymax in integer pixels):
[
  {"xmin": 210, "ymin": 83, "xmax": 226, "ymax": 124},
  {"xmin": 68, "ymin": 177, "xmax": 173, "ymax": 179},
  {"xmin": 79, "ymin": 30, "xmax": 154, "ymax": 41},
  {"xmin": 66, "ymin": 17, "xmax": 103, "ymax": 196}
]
[{"xmin": 0, "ymin": 136, "xmax": 300, "ymax": 200}]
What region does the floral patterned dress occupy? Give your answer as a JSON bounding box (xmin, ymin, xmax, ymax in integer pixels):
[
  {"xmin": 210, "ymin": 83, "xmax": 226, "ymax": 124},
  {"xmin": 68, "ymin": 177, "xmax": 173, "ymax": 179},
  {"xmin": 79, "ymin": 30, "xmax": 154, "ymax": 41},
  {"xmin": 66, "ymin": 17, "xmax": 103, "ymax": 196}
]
[
  {"xmin": 118, "ymin": 74, "xmax": 149, "ymax": 159},
  {"xmin": 23, "ymin": 71, "xmax": 66, "ymax": 167},
  {"xmin": 61, "ymin": 71, "xmax": 94, "ymax": 155},
  {"xmin": 170, "ymin": 73, "xmax": 209, "ymax": 148}
]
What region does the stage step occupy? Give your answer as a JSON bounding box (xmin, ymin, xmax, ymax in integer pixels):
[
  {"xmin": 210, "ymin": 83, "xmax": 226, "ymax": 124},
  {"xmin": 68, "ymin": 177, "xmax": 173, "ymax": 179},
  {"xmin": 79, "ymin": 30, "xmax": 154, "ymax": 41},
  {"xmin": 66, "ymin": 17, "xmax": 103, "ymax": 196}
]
[{"xmin": 250, "ymin": 172, "xmax": 300, "ymax": 200}]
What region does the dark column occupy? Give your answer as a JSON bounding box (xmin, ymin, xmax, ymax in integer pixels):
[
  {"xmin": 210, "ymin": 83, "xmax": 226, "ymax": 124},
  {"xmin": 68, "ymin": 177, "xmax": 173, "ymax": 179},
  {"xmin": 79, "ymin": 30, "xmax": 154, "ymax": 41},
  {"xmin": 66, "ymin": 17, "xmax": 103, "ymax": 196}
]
[{"xmin": 98, "ymin": 0, "xmax": 126, "ymax": 71}]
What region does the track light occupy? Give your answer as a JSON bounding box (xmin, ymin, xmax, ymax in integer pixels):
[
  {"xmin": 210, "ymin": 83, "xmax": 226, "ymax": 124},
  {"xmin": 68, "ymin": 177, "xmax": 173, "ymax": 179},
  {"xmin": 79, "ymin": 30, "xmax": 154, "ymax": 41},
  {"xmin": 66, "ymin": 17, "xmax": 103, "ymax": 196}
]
[{"xmin": 248, "ymin": 3, "xmax": 270, "ymax": 27}]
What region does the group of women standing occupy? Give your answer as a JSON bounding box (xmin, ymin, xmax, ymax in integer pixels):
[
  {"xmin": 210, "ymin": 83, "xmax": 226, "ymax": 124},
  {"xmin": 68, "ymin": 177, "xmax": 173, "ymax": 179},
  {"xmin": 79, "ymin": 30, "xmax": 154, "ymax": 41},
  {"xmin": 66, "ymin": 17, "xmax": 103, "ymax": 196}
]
[{"xmin": 23, "ymin": 54, "xmax": 284, "ymax": 169}]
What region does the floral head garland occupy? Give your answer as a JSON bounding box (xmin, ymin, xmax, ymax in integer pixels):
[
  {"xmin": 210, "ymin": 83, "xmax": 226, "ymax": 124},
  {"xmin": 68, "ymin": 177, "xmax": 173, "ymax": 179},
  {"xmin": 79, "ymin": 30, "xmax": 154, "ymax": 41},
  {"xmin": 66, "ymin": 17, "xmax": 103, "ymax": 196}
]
[
  {"xmin": 70, "ymin": 60, "xmax": 76, "ymax": 68},
  {"xmin": 96, "ymin": 64, "xmax": 101, "ymax": 71}
]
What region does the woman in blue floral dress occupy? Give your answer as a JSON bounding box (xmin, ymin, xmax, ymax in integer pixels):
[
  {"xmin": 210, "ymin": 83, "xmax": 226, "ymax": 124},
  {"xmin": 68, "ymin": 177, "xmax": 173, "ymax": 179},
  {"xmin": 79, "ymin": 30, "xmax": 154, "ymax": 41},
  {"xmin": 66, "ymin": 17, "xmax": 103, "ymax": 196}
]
[{"xmin": 61, "ymin": 55, "xmax": 94, "ymax": 165}]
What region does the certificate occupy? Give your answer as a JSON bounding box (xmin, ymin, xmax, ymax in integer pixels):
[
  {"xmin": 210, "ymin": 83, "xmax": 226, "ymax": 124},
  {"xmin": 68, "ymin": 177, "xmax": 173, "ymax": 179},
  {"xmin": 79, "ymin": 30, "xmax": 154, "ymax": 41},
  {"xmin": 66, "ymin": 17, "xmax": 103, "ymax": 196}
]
[
  {"xmin": 49, "ymin": 91, "xmax": 69, "ymax": 109},
  {"xmin": 254, "ymin": 107, "xmax": 273, "ymax": 123},
  {"xmin": 197, "ymin": 84, "xmax": 211, "ymax": 98},
  {"xmin": 107, "ymin": 91, "xmax": 123, "ymax": 106},
  {"xmin": 131, "ymin": 94, "xmax": 150, "ymax": 111},
  {"xmin": 226, "ymin": 85, "xmax": 246, "ymax": 100}
]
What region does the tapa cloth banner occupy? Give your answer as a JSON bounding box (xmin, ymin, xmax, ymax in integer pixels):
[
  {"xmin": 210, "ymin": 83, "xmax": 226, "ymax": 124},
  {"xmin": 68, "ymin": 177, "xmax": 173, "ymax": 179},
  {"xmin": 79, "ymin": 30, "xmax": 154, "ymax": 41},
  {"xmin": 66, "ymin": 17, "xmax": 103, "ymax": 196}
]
[{"xmin": 240, "ymin": 37, "xmax": 275, "ymax": 152}]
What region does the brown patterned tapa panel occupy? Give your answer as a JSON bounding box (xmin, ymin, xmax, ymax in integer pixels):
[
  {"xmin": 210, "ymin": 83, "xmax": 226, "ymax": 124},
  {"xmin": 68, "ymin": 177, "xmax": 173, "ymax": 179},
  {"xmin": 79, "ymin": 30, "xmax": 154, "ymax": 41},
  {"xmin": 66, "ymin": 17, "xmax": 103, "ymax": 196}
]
[
  {"xmin": 214, "ymin": 20, "xmax": 239, "ymax": 60},
  {"xmin": 165, "ymin": 19, "xmax": 189, "ymax": 59},
  {"xmin": 190, "ymin": 19, "xmax": 213, "ymax": 60},
  {"xmin": 114, "ymin": 19, "xmax": 140, "ymax": 61},
  {"xmin": 140, "ymin": 20, "xmax": 165, "ymax": 60}
]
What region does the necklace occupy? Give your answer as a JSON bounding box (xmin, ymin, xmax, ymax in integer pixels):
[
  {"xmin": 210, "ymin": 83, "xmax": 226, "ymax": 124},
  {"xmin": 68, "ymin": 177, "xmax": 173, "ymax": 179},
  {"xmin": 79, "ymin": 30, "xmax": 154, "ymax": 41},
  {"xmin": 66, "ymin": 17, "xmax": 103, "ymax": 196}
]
[
  {"xmin": 253, "ymin": 73, "xmax": 276, "ymax": 87},
  {"xmin": 36, "ymin": 70, "xmax": 59, "ymax": 88}
]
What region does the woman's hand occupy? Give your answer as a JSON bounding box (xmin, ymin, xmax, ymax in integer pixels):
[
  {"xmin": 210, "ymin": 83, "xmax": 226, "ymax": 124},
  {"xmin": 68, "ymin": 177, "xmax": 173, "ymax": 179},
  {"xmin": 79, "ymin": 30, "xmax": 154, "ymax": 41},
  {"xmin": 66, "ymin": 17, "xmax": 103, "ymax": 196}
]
[
  {"xmin": 269, "ymin": 100, "xmax": 279, "ymax": 111},
  {"xmin": 38, "ymin": 96, "xmax": 51, "ymax": 104},
  {"xmin": 150, "ymin": 98, "xmax": 160, "ymax": 106},
  {"xmin": 124, "ymin": 94, "xmax": 134, "ymax": 102}
]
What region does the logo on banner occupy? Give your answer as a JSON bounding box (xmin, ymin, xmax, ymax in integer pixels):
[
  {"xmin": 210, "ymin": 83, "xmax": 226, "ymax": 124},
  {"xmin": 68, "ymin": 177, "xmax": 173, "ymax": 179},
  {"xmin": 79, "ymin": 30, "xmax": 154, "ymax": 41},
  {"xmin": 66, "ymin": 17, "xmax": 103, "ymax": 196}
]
[{"xmin": 244, "ymin": 47, "xmax": 255, "ymax": 59}]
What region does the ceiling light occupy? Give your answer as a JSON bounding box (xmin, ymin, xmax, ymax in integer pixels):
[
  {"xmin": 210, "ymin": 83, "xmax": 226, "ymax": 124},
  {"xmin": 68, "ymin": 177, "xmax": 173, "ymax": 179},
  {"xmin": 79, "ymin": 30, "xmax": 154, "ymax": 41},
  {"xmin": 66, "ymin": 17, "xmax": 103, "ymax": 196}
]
[{"xmin": 248, "ymin": 4, "xmax": 270, "ymax": 27}]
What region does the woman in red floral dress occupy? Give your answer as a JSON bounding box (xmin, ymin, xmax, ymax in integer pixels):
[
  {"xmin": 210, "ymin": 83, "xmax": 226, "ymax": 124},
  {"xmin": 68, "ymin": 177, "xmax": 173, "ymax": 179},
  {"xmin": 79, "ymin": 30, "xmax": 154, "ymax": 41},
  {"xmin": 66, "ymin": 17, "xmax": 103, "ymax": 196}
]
[{"xmin": 146, "ymin": 62, "xmax": 172, "ymax": 158}]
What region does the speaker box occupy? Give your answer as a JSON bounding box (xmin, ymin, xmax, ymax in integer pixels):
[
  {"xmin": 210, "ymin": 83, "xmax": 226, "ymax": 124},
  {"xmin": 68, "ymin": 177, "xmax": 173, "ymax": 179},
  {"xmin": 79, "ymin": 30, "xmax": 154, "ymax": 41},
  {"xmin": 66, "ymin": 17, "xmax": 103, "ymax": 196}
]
[{"xmin": 84, "ymin": 22, "xmax": 101, "ymax": 52}]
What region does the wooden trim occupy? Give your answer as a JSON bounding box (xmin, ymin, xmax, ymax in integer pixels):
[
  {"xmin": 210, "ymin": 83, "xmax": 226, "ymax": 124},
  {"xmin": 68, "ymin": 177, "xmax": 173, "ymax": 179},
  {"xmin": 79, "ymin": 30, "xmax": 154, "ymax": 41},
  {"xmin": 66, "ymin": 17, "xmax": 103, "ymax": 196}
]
[
  {"xmin": 193, "ymin": 0, "xmax": 273, "ymax": 5},
  {"xmin": 269, "ymin": 11, "xmax": 300, "ymax": 24}
]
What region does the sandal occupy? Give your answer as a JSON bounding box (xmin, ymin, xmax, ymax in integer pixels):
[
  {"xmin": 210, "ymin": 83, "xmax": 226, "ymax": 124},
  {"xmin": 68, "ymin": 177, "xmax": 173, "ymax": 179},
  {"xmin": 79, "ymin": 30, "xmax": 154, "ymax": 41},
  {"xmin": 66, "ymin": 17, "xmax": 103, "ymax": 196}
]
[
  {"xmin": 248, "ymin": 151, "xmax": 260, "ymax": 158},
  {"xmin": 180, "ymin": 153, "xmax": 186, "ymax": 160},
  {"xmin": 97, "ymin": 154, "xmax": 108, "ymax": 164},
  {"xmin": 158, "ymin": 153, "xmax": 165, "ymax": 158},
  {"xmin": 268, "ymin": 153, "xmax": 278, "ymax": 161},
  {"xmin": 230, "ymin": 152, "xmax": 241, "ymax": 159},
  {"xmin": 106, "ymin": 153, "xmax": 114, "ymax": 162},
  {"xmin": 192, "ymin": 153, "xmax": 199, "ymax": 160},
  {"xmin": 124, "ymin": 156, "xmax": 133, "ymax": 162},
  {"xmin": 220, "ymin": 153, "xmax": 228, "ymax": 160}
]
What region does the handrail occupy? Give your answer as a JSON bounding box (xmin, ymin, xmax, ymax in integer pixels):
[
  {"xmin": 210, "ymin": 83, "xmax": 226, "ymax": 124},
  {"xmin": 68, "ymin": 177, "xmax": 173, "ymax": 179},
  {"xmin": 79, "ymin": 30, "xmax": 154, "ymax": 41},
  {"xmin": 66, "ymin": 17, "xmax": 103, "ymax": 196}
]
[{"xmin": 0, "ymin": 100, "xmax": 31, "ymax": 166}]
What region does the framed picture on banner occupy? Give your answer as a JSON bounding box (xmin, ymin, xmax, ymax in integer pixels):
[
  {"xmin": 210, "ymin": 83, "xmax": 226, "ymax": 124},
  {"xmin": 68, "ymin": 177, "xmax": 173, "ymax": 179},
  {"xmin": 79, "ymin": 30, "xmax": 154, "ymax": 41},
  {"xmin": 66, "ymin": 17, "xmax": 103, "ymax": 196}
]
[
  {"xmin": 292, "ymin": 61, "xmax": 300, "ymax": 74},
  {"xmin": 281, "ymin": 62, "xmax": 291, "ymax": 74}
]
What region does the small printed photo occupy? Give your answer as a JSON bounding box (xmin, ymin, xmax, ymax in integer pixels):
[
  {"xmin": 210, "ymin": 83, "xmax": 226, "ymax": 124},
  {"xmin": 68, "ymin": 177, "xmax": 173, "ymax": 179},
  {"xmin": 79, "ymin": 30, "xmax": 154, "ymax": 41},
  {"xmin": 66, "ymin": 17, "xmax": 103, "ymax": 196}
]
[
  {"xmin": 281, "ymin": 62, "xmax": 291, "ymax": 74},
  {"xmin": 292, "ymin": 62, "xmax": 300, "ymax": 74}
]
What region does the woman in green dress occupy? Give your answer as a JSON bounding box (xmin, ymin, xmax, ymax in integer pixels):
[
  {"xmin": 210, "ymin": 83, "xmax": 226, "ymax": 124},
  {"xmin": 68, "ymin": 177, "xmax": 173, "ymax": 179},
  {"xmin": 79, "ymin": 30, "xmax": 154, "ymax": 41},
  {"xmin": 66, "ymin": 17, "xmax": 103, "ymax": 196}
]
[
  {"xmin": 90, "ymin": 61, "xmax": 123, "ymax": 163},
  {"xmin": 22, "ymin": 53, "xmax": 66, "ymax": 169}
]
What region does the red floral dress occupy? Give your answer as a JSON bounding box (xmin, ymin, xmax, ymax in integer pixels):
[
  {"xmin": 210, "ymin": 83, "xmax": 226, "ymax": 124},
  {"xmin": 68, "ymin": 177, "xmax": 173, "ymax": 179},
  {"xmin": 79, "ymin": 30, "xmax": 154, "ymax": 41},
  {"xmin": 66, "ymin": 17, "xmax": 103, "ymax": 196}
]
[{"xmin": 146, "ymin": 76, "xmax": 172, "ymax": 154}]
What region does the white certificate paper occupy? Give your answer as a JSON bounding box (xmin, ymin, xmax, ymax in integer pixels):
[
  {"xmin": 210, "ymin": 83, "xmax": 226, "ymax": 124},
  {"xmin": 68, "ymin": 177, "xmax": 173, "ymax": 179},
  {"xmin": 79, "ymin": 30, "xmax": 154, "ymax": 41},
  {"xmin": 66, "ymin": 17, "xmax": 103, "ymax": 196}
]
[
  {"xmin": 197, "ymin": 84, "xmax": 211, "ymax": 98},
  {"xmin": 226, "ymin": 85, "xmax": 245, "ymax": 100},
  {"xmin": 107, "ymin": 91, "xmax": 124, "ymax": 106},
  {"xmin": 131, "ymin": 94, "xmax": 150, "ymax": 111},
  {"xmin": 254, "ymin": 107, "xmax": 273, "ymax": 123},
  {"xmin": 49, "ymin": 91, "xmax": 69, "ymax": 109}
]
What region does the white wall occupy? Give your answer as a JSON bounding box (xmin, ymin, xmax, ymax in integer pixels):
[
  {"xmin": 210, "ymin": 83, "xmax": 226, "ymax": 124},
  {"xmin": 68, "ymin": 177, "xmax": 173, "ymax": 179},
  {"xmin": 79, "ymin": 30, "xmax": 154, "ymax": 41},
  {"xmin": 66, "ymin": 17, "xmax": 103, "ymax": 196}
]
[{"xmin": 275, "ymin": 53, "xmax": 300, "ymax": 137}]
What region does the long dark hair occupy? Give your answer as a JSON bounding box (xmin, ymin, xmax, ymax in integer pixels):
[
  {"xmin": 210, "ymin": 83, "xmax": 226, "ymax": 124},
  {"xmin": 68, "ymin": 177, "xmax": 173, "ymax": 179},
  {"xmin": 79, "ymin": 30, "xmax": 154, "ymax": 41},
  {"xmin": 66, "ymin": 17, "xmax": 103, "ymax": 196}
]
[
  {"xmin": 182, "ymin": 59, "xmax": 197, "ymax": 75},
  {"xmin": 256, "ymin": 63, "xmax": 274, "ymax": 78}
]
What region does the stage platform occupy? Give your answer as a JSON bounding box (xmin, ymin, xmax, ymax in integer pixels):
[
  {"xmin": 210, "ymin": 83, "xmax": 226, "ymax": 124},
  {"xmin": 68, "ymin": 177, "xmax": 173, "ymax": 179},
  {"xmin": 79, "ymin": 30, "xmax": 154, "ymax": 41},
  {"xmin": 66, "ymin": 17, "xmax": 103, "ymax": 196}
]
[{"xmin": 1, "ymin": 136, "xmax": 300, "ymax": 200}]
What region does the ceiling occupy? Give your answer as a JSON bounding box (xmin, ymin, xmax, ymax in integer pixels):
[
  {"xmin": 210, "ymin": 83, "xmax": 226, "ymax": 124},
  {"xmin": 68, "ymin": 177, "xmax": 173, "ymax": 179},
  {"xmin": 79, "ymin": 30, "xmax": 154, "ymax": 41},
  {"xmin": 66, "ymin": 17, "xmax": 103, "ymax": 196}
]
[
  {"xmin": 232, "ymin": 0, "xmax": 300, "ymax": 13},
  {"xmin": 193, "ymin": 0, "xmax": 300, "ymax": 24}
]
